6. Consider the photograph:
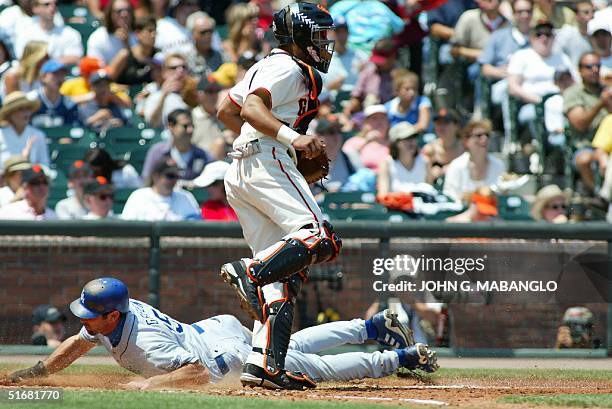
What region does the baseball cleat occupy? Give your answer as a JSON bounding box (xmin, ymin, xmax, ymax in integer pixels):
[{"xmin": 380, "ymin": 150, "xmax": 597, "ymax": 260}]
[
  {"xmin": 220, "ymin": 261, "xmax": 262, "ymax": 321},
  {"xmin": 371, "ymin": 309, "xmax": 415, "ymax": 349},
  {"xmin": 240, "ymin": 363, "xmax": 316, "ymax": 390},
  {"xmin": 399, "ymin": 343, "xmax": 439, "ymax": 373}
]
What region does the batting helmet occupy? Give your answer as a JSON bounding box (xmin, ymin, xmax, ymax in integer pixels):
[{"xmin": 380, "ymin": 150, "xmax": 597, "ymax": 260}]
[
  {"xmin": 272, "ymin": 2, "xmax": 335, "ymax": 73},
  {"xmin": 70, "ymin": 277, "xmax": 129, "ymax": 319}
]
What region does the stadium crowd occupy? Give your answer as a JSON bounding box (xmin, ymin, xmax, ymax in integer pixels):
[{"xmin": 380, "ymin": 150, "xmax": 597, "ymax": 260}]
[{"xmin": 0, "ymin": 0, "xmax": 610, "ymax": 222}]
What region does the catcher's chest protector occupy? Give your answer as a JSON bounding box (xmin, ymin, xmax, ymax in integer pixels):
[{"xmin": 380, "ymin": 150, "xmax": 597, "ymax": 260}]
[{"xmin": 293, "ymin": 59, "xmax": 322, "ymax": 134}]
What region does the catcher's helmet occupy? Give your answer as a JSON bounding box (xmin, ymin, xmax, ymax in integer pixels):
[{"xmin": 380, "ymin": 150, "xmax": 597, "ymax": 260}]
[
  {"xmin": 70, "ymin": 277, "xmax": 129, "ymax": 319},
  {"xmin": 272, "ymin": 2, "xmax": 335, "ymax": 73}
]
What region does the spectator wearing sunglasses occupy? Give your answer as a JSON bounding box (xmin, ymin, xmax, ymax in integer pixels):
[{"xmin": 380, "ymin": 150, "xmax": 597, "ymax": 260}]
[
  {"xmin": 531, "ymin": 184, "xmax": 570, "ymax": 223},
  {"xmin": 82, "ymin": 176, "xmax": 116, "ymax": 220},
  {"xmin": 55, "ymin": 160, "xmax": 93, "ymax": 220},
  {"xmin": 187, "ymin": 11, "xmax": 224, "ymax": 76},
  {"xmin": 0, "ymin": 164, "xmax": 56, "ymax": 219},
  {"xmin": 121, "ymin": 157, "xmax": 200, "ymax": 221}
]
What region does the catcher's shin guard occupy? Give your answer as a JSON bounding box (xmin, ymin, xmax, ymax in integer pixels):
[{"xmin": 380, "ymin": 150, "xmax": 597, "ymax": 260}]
[{"xmin": 258, "ymin": 299, "xmax": 294, "ymax": 373}]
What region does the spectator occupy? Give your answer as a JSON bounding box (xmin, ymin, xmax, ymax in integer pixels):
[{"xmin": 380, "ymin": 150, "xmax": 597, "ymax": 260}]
[
  {"xmin": 87, "ymin": 0, "xmax": 136, "ymax": 66},
  {"xmin": 15, "ymin": 0, "xmax": 83, "ymax": 65},
  {"xmin": 151, "ymin": 0, "xmax": 196, "ymax": 59},
  {"xmin": 222, "ymin": 3, "xmax": 267, "ymax": 63},
  {"xmin": 31, "ymin": 60, "xmax": 80, "ymax": 128},
  {"xmin": 345, "ymin": 39, "xmax": 398, "ymax": 116},
  {"xmin": 343, "ymin": 104, "xmax": 391, "ymax": 172},
  {"xmin": 31, "ymin": 304, "xmax": 66, "ymax": 347},
  {"xmin": 587, "ymin": 18, "xmax": 612, "ymax": 72},
  {"xmin": 556, "ymin": 307, "xmax": 596, "ymax": 348},
  {"xmin": 84, "ymin": 147, "xmax": 141, "ymax": 189},
  {"xmin": 0, "ymin": 155, "xmax": 31, "ymax": 206},
  {"xmin": 192, "ymin": 76, "xmax": 226, "ymax": 161},
  {"xmin": 329, "ymin": 0, "xmax": 405, "ymax": 53},
  {"xmin": 1, "ymin": 40, "xmax": 48, "ymax": 98},
  {"xmin": 384, "ymin": 69, "xmax": 431, "ymax": 130},
  {"xmin": 315, "ymin": 118, "xmax": 357, "ymax": 193},
  {"xmin": 187, "ymin": 11, "xmax": 224, "ymax": 76},
  {"xmin": 59, "ymin": 57, "xmax": 131, "ymax": 106},
  {"xmin": 446, "ymin": 0, "xmax": 509, "ymax": 112},
  {"xmin": 532, "ymin": 0, "xmax": 576, "ymax": 29},
  {"xmin": 445, "ymin": 186, "xmax": 499, "ymax": 222},
  {"xmin": 55, "ymin": 160, "xmax": 93, "ymax": 220},
  {"xmin": 564, "ymin": 52, "xmax": 611, "ymax": 191},
  {"xmin": 0, "ymin": 91, "xmax": 49, "ymax": 168},
  {"xmin": 479, "ymin": 0, "xmax": 532, "ymax": 132},
  {"xmin": 422, "ymin": 108, "xmax": 465, "ymax": 184},
  {"xmin": 107, "ymin": 15, "xmax": 157, "ymax": 86},
  {"xmin": 143, "ymin": 53, "xmax": 198, "ymax": 128},
  {"xmin": 0, "ymin": 164, "xmax": 56, "ymax": 219},
  {"xmin": 321, "ymin": 17, "xmax": 367, "ymax": 94},
  {"xmin": 507, "ymin": 20, "xmax": 577, "ymax": 138},
  {"xmin": 193, "ymin": 160, "xmax": 237, "ymax": 221},
  {"xmin": 553, "ymin": 0, "xmax": 594, "ymax": 65},
  {"xmin": 443, "ymin": 119, "xmax": 506, "ymax": 203},
  {"xmin": 78, "ymin": 70, "xmax": 128, "ymax": 132},
  {"xmin": 82, "ymin": 176, "xmax": 115, "ymax": 219},
  {"xmin": 531, "ymin": 184, "xmax": 570, "ymax": 223},
  {"xmin": 142, "ymin": 108, "xmax": 210, "ymax": 182},
  {"xmin": 121, "ymin": 157, "xmax": 200, "ymax": 221},
  {"xmin": 377, "ymin": 122, "xmax": 427, "ymax": 195},
  {"xmin": 0, "ymin": 0, "xmax": 63, "ymax": 52}
]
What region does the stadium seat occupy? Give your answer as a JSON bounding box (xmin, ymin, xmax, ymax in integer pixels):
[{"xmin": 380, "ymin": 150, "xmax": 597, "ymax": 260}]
[
  {"xmin": 183, "ymin": 186, "xmax": 208, "ymax": 205},
  {"xmin": 99, "ymin": 126, "xmax": 149, "ymax": 156},
  {"xmin": 112, "ymin": 187, "xmax": 136, "ymax": 215},
  {"xmin": 50, "ymin": 144, "xmax": 91, "ymax": 176},
  {"xmin": 125, "ymin": 146, "xmax": 149, "ymax": 174},
  {"xmin": 68, "ymin": 20, "xmax": 101, "ymax": 53},
  {"xmin": 497, "ymin": 195, "xmax": 532, "ymax": 221},
  {"xmin": 58, "ymin": 4, "xmax": 97, "ymax": 25},
  {"xmin": 47, "ymin": 178, "xmax": 68, "ymax": 209}
]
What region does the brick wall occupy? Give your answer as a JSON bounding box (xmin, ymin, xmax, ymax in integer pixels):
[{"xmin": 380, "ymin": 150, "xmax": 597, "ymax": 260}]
[{"xmin": 0, "ymin": 236, "xmax": 607, "ymax": 348}]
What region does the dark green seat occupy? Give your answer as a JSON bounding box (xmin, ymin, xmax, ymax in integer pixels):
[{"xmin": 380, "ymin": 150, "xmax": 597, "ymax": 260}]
[
  {"xmin": 112, "ymin": 187, "xmax": 136, "ymax": 215},
  {"xmin": 68, "ymin": 20, "xmax": 101, "ymax": 52},
  {"xmin": 497, "ymin": 195, "xmax": 532, "ymax": 221},
  {"xmin": 100, "ymin": 126, "xmax": 149, "ymax": 156},
  {"xmin": 50, "ymin": 144, "xmax": 91, "ymax": 175},
  {"xmin": 47, "ymin": 179, "xmax": 68, "ymax": 209},
  {"xmin": 125, "ymin": 147, "xmax": 149, "ymax": 174},
  {"xmin": 183, "ymin": 186, "xmax": 208, "ymax": 205}
]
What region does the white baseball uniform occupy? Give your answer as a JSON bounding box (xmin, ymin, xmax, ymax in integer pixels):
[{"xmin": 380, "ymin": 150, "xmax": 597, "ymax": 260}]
[
  {"xmin": 224, "ymin": 48, "xmax": 334, "ymax": 370},
  {"xmin": 78, "ymin": 299, "xmax": 401, "ymax": 382}
]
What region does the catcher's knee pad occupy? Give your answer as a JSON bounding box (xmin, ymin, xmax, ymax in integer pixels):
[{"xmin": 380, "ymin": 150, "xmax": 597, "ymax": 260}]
[{"xmin": 256, "ymin": 299, "xmax": 294, "ymax": 374}]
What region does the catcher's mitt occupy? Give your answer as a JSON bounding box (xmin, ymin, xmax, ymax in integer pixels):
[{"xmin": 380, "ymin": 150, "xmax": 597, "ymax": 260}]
[{"xmin": 296, "ymin": 150, "xmax": 330, "ymax": 184}]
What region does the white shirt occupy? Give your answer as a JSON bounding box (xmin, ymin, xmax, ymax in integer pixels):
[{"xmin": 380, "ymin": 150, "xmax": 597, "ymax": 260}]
[
  {"xmin": 0, "ymin": 185, "xmax": 15, "ymax": 207},
  {"xmin": 0, "ymin": 6, "xmax": 63, "ymax": 49},
  {"xmin": 154, "ymin": 17, "xmax": 196, "ymax": 59},
  {"xmin": 112, "ymin": 164, "xmax": 142, "ymax": 189},
  {"xmin": 143, "ymin": 91, "xmax": 188, "ymax": 127},
  {"xmin": 507, "ymin": 48, "xmax": 577, "ymax": 97},
  {"xmin": 229, "ymin": 49, "xmax": 309, "ymax": 147},
  {"xmin": 55, "ymin": 195, "xmax": 88, "ymax": 220},
  {"xmin": 86, "ymin": 27, "xmax": 137, "ymax": 66},
  {"xmin": 78, "ymin": 299, "xmax": 250, "ymax": 381},
  {"xmin": 0, "ymin": 125, "xmax": 50, "ymax": 171},
  {"xmin": 388, "ymin": 155, "xmax": 428, "ymax": 192},
  {"xmin": 121, "ymin": 187, "xmax": 200, "ymax": 221},
  {"xmin": 443, "ymin": 152, "xmax": 506, "ymax": 202},
  {"xmin": 0, "ymin": 199, "xmax": 56, "ymax": 220},
  {"xmin": 15, "ymin": 18, "xmax": 83, "ymax": 60}
]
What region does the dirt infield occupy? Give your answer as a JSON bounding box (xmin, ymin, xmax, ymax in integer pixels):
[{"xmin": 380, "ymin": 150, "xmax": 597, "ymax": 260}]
[{"xmin": 1, "ymin": 366, "xmax": 611, "ymax": 408}]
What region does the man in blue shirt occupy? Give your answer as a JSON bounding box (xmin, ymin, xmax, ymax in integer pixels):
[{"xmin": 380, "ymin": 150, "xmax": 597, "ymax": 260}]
[{"xmin": 31, "ymin": 60, "xmax": 80, "ymax": 128}]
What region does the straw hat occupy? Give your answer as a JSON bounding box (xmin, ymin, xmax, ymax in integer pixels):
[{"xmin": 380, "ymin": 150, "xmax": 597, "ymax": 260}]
[
  {"xmin": 0, "ymin": 91, "xmax": 41, "ymax": 122},
  {"xmin": 531, "ymin": 184, "xmax": 571, "ymax": 220}
]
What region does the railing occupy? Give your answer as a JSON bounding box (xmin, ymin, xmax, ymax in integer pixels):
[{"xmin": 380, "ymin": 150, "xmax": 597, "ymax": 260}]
[{"xmin": 1, "ymin": 220, "xmax": 610, "ymax": 355}]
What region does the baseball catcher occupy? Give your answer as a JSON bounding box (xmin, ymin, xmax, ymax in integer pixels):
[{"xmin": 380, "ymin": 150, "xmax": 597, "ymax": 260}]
[{"xmin": 6, "ymin": 278, "xmax": 438, "ymax": 389}]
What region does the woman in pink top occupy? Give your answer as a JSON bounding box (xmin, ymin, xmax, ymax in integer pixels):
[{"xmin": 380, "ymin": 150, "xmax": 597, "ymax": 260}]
[{"xmin": 342, "ymin": 104, "xmax": 390, "ymax": 172}]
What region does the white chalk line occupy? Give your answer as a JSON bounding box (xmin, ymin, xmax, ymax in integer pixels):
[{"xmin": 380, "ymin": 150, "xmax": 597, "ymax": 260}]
[{"xmin": 308, "ymin": 393, "xmax": 448, "ymax": 406}]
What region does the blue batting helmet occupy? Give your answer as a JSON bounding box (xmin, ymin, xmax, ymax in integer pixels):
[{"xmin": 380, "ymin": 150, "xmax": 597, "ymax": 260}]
[{"xmin": 70, "ymin": 277, "xmax": 129, "ymax": 319}]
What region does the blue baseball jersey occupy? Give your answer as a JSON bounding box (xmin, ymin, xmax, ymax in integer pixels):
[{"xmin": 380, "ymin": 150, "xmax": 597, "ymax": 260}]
[{"xmin": 78, "ymin": 299, "xmax": 251, "ymax": 381}]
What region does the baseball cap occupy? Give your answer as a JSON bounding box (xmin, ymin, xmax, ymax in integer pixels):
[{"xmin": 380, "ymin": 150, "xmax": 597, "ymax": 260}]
[
  {"xmin": 21, "ymin": 164, "xmax": 47, "ymax": 184},
  {"xmin": 79, "ymin": 56, "xmax": 103, "ymax": 79},
  {"xmin": 193, "ymin": 161, "xmax": 230, "ymax": 187},
  {"xmin": 2, "ymin": 155, "xmax": 31, "ymax": 175},
  {"xmin": 370, "ymin": 39, "xmax": 397, "ymax": 65},
  {"xmin": 89, "ymin": 70, "xmax": 110, "ymax": 85},
  {"xmin": 40, "ymin": 59, "xmax": 67, "ymax": 75},
  {"xmin": 68, "ymin": 159, "xmax": 92, "ymax": 178},
  {"xmin": 84, "ymin": 176, "xmax": 114, "ymax": 195},
  {"xmin": 363, "ymin": 104, "xmax": 387, "ymax": 118},
  {"xmin": 334, "ymin": 16, "xmax": 348, "ymax": 30},
  {"xmin": 433, "ymin": 108, "xmax": 461, "ymax": 123},
  {"xmin": 587, "ymin": 18, "xmax": 611, "ymax": 36},
  {"xmin": 152, "ymin": 157, "xmax": 180, "ymax": 176},
  {"xmin": 32, "ymin": 304, "xmax": 66, "ymax": 325},
  {"xmin": 197, "ymin": 75, "xmax": 222, "ymax": 92},
  {"xmin": 389, "ymin": 122, "xmax": 419, "ymax": 143}
]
